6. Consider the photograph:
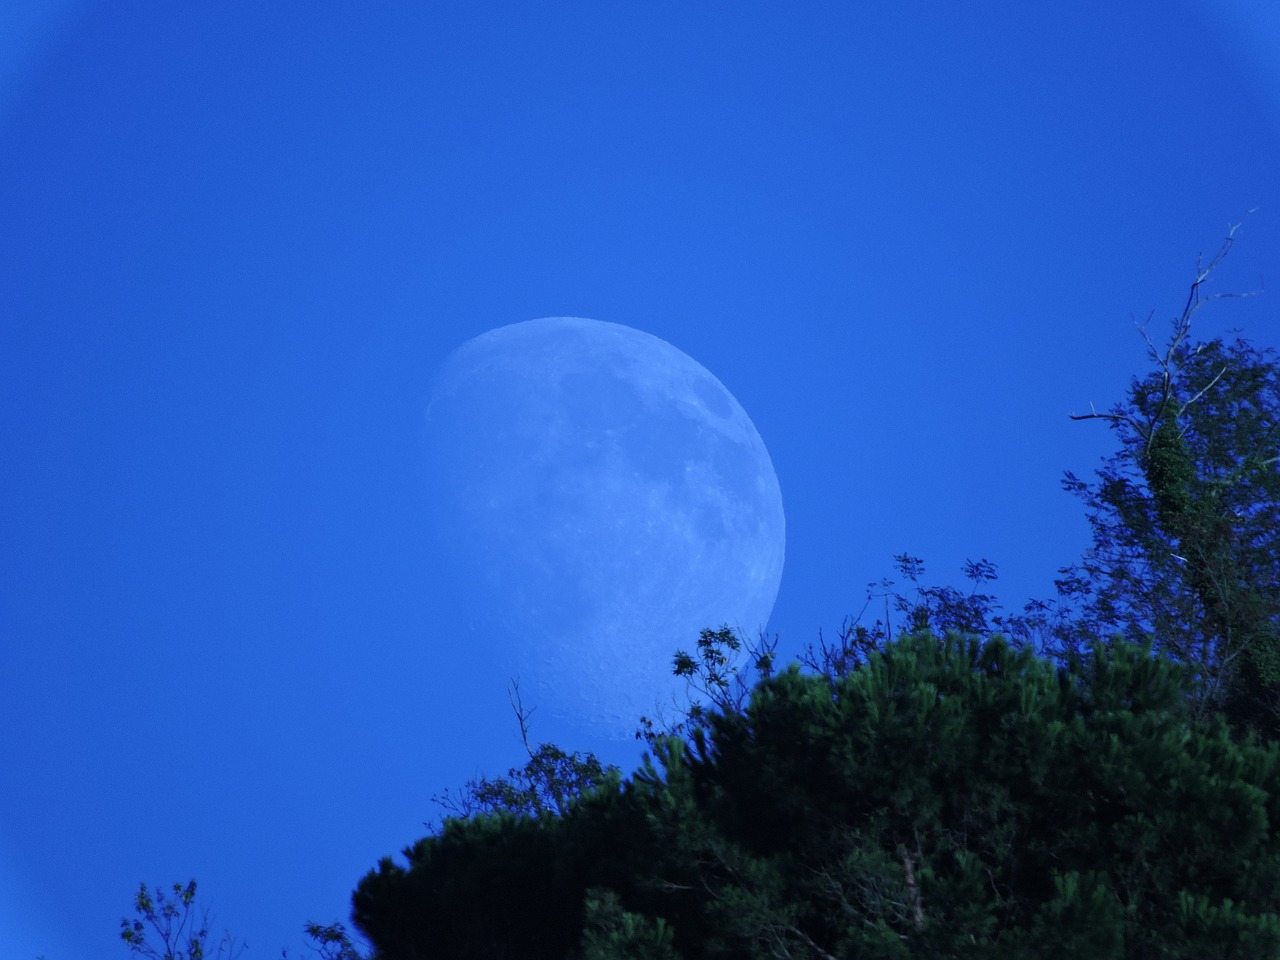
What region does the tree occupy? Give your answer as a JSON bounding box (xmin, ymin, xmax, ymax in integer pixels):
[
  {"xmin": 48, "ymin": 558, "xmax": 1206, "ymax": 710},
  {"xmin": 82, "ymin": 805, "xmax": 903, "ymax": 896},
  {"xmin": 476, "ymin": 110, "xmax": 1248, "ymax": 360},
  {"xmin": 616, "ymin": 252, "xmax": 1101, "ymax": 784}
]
[
  {"xmin": 430, "ymin": 681, "xmax": 617, "ymax": 823},
  {"xmin": 572, "ymin": 889, "xmax": 681, "ymax": 960},
  {"xmin": 635, "ymin": 625, "xmax": 779, "ymax": 748},
  {"xmin": 799, "ymin": 554, "xmax": 1050, "ymax": 680},
  {"xmin": 350, "ymin": 631, "xmax": 1280, "ymax": 959},
  {"xmin": 299, "ymin": 922, "xmax": 370, "ymax": 960},
  {"xmin": 1059, "ymin": 224, "xmax": 1280, "ymax": 737},
  {"xmin": 120, "ymin": 880, "xmax": 245, "ymax": 960},
  {"xmin": 693, "ymin": 632, "xmax": 1280, "ymax": 958},
  {"xmin": 119, "ymin": 879, "xmax": 369, "ymax": 960}
]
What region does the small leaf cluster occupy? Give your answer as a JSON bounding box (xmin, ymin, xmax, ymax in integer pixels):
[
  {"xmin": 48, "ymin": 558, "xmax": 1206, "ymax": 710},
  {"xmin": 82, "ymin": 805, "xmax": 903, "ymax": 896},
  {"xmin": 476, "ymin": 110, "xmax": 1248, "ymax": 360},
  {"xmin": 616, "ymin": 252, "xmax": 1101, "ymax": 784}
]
[{"xmin": 120, "ymin": 880, "xmax": 244, "ymax": 960}]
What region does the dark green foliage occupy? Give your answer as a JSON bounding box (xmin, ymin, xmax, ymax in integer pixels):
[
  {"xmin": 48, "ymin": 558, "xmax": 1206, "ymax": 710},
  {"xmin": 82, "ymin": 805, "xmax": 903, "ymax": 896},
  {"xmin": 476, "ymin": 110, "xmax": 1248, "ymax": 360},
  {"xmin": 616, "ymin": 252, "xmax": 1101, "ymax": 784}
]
[
  {"xmin": 352, "ymin": 632, "xmax": 1280, "ymax": 959},
  {"xmin": 682, "ymin": 634, "xmax": 1280, "ymax": 959},
  {"xmin": 573, "ymin": 890, "xmax": 682, "ymax": 960},
  {"xmin": 355, "ymin": 810, "xmax": 579, "ymax": 959}
]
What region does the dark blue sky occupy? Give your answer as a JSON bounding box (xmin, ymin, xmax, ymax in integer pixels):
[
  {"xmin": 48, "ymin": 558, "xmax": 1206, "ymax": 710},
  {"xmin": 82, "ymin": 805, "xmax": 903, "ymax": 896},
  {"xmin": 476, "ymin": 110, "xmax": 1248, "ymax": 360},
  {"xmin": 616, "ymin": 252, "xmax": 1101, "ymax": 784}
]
[{"xmin": 2, "ymin": 2, "xmax": 1278, "ymax": 957}]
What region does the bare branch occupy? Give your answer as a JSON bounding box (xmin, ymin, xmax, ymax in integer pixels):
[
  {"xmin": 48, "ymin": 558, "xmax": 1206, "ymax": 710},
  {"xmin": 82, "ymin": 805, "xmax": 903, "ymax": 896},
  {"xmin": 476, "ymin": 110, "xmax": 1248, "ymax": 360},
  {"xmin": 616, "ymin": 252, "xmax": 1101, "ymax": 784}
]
[
  {"xmin": 508, "ymin": 679, "xmax": 535, "ymax": 757},
  {"xmin": 900, "ymin": 852, "xmax": 924, "ymax": 929},
  {"xmin": 1073, "ymin": 219, "xmax": 1257, "ymax": 461},
  {"xmin": 1067, "ymin": 405, "xmax": 1144, "ymax": 434},
  {"xmin": 1177, "ymin": 365, "xmax": 1229, "ymax": 418},
  {"xmin": 782, "ymin": 922, "xmax": 841, "ymax": 960}
]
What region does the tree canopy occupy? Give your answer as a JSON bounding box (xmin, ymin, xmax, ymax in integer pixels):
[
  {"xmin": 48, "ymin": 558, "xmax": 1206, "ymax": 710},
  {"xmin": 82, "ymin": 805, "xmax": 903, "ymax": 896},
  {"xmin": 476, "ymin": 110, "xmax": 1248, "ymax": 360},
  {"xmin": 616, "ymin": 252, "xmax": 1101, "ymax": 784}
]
[
  {"xmin": 1057, "ymin": 235, "xmax": 1280, "ymax": 736},
  {"xmin": 352, "ymin": 631, "xmax": 1280, "ymax": 959}
]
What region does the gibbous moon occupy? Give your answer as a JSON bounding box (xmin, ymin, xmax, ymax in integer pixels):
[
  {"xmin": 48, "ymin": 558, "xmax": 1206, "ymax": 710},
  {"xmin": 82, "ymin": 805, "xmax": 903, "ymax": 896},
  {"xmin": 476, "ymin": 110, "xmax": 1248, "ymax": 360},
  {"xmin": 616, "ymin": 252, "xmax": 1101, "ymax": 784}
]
[{"xmin": 422, "ymin": 317, "xmax": 785, "ymax": 738}]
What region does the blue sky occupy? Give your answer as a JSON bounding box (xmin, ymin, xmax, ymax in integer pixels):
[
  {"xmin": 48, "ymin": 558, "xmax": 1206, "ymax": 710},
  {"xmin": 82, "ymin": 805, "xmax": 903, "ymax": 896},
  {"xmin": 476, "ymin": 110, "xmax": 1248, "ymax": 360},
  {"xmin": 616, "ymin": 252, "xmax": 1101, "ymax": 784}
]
[{"xmin": 2, "ymin": 2, "xmax": 1277, "ymax": 957}]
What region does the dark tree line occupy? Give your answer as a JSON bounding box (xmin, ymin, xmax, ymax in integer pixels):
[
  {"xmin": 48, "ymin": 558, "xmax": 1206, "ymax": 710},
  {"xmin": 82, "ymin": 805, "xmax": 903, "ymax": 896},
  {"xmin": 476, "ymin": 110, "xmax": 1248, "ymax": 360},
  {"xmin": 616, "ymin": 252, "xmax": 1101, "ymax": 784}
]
[{"xmin": 353, "ymin": 632, "xmax": 1280, "ymax": 959}]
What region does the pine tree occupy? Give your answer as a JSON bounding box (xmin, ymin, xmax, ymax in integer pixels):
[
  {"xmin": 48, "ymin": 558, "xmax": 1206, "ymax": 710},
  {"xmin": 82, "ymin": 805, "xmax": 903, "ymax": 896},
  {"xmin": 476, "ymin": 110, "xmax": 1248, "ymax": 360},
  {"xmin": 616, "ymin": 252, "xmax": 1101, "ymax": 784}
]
[{"xmin": 351, "ymin": 633, "xmax": 1280, "ymax": 959}]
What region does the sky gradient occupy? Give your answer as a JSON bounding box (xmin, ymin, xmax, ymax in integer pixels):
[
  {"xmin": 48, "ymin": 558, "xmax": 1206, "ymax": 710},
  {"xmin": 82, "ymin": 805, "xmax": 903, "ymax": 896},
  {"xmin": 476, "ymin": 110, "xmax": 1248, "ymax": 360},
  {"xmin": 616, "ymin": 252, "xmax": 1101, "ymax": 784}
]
[{"xmin": 2, "ymin": 2, "xmax": 1278, "ymax": 957}]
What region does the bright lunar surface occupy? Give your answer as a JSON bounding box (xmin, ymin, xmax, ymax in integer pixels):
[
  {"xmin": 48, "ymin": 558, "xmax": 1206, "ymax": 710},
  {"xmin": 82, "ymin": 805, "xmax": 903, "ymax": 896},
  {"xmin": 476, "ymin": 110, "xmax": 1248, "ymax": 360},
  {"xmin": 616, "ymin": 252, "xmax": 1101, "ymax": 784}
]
[{"xmin": 422, "ymin": 318, "xmax": 785, "ymax": 738}]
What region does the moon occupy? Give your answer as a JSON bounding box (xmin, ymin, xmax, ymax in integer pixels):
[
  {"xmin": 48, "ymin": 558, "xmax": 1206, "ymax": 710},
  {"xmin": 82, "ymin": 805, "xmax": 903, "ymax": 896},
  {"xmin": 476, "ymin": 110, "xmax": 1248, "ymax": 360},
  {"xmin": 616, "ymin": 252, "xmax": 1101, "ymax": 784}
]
[{"xmin": 422, "ymin": 317, "xmax": 785, "ymax": 739}]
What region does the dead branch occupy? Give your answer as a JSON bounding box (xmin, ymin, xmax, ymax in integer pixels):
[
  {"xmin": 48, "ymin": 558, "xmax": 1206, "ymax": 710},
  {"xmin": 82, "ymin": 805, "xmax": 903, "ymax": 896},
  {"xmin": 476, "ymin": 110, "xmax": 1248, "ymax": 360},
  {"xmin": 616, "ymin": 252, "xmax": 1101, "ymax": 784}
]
[
  {"xmin": 782, "ymin": 922, "xmax": 841, "ymax": 960},
  {"xmin": 508, "ymin": 679, "xmax": 536, "ymax": 757},
  {"xmin": 1069, "ymin": 218, "xmax": 1258, "ymax": 458}
]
